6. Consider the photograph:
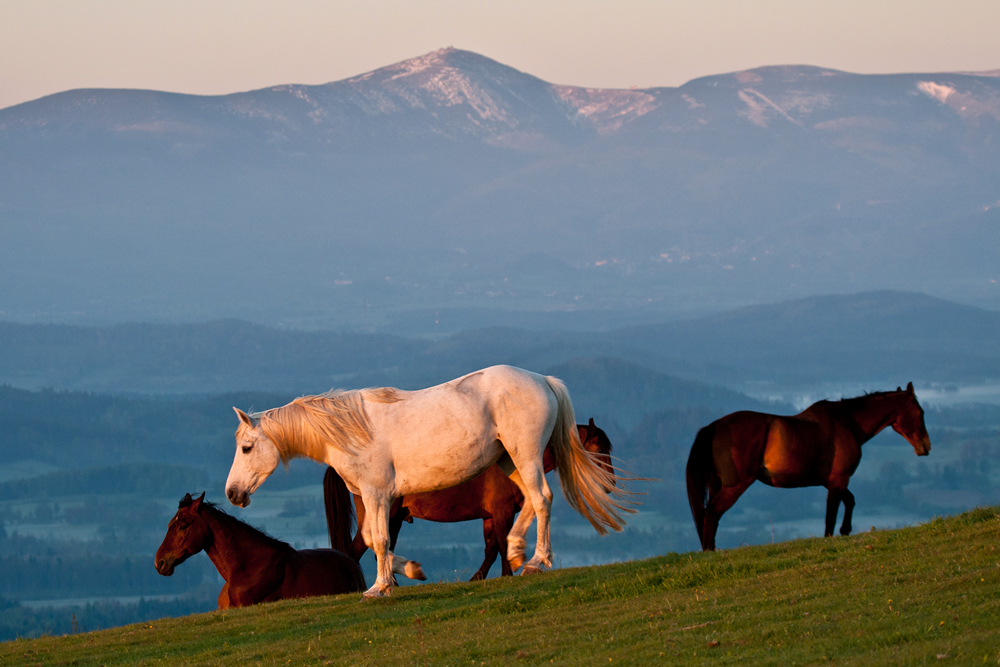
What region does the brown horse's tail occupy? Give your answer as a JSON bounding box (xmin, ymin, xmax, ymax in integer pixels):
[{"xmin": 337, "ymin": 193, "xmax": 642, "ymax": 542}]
[
  {"xmin": 323, "ymin": 466, "xmax": 356, "ymax": 555},
  {"xmin": 686, "ymin": 424, "xmax": 716, "ymax": 548},
  {"xmin": 544, "ymin": 376, "xmax": 636, "ymax": 535}
]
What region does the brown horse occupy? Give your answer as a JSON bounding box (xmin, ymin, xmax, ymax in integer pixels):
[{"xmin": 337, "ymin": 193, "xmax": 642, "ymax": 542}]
[
  {"xmin": 686, "ymin": 383, "xmax": 931, "ymax": 551},
  {"xmin": 155, "ymin": 493, "xmax": 365, "ymax": 608},
  {"xmin": 324, "ymin": 420, "xmax": 615, "ymax": 580}
]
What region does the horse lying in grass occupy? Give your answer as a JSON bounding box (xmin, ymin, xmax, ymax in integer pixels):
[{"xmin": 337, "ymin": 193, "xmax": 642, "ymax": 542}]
[
  {"xmin": 155, "ymin": 493, "xmax": 366, "ymax": 608},
  {"xmin": 323, "ymin": 419, "xmax": 615, "ymax": 580},
  {"xmin": 686, "ymin": 383, "xmax": 931, "ymax": 551},
  {"xmin": 225, "ymin": 365, "xmax": 632, "ymax": 597}
]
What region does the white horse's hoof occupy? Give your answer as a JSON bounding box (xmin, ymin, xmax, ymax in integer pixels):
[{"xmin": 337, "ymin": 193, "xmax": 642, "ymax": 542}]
[
  {"xmin": 521, "ymin": 556, "xmax": 551, "ymax": 576},
  {"xmin": 362, "ymin": 584, "xmax": 392, "ymax": 599},
  {"xmin": 404, "ymin": 561, "xmax": 426, "ymax": 581}
]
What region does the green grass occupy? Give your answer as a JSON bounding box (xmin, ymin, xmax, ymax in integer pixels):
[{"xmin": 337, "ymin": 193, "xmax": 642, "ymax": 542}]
[{"xmin": 4, "ymin": 507, "xmax": 1000, "ymax": 666}]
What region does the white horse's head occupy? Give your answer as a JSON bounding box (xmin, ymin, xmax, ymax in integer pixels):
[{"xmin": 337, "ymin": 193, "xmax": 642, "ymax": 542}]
[{"xmin": 225, "ymin": 407, "xmax": 281, "ymax": 508}]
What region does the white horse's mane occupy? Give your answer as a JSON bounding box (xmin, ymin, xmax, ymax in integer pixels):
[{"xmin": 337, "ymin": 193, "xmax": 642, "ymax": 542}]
[{"xmin": 247, "ymin": 387, "xmax": 402, "ymax": 463}]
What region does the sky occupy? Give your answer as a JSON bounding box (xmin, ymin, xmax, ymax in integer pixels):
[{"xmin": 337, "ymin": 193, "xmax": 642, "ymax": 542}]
[{"xmin": 1, "ymin": 0, "xmax": 999, "ymax": 110}]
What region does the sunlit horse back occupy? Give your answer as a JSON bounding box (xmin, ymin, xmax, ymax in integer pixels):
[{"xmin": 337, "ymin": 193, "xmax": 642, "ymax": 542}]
[{"xmin": 686, "ymin": 383, "xmax": 931, "ymax": 551}]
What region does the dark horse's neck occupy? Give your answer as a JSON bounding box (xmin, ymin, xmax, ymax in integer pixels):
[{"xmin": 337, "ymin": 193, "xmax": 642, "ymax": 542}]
[
  {"xmin": 836, "ymin": 392, "xmax": 905, "ymax": 445},
  {"xmin": 198, "ymin": 505, "xmax": 290, "ymax": 584}
]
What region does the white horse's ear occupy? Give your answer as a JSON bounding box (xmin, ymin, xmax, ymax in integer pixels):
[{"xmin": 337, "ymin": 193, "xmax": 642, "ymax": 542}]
[{"xmin": 234, "ymin": 407, "xmax": 253, "ymax": 426}]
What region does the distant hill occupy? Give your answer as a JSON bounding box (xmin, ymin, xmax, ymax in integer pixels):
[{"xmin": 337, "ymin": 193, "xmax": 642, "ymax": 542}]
[
  {"xmin": 0, "ymin": 291, "xmax": 995, "ymax": 394},
  {"xmin": 1, "ymin": 48, "xmax": 999, "ymax": 327},
  {"xmin": 0, "ymin": 320, "xmax": 423, "ymax": 394},
  {"xmin": 604, "ymin": 290, "xmax": 1000, "ymax": 383},
  {"xmin": 545, "ymin": 357, "xmax": 784, "ymax": 431}
]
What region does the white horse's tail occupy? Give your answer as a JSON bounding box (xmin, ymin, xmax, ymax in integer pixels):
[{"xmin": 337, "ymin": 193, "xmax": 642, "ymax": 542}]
[{"xmin": 544, "ymin": 376, "xmax": 636, "ymax": 535}]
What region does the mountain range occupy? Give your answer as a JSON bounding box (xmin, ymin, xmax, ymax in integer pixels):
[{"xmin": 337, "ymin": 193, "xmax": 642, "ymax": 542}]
[{"xmin": 2, "ymin": 48, "xmax": 998, "ymax": 328}]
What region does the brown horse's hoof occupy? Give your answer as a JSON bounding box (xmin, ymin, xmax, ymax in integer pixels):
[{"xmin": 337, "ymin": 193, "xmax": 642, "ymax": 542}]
[{"xmin": 404, "ymin": 561, "xmax": 426, "ymax": 581}]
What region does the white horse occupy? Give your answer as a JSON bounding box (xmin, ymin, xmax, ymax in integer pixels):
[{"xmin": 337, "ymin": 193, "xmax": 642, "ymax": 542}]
[{"xmin": 225, "ymin": 365, "xmax": 632, "ymax": 598}]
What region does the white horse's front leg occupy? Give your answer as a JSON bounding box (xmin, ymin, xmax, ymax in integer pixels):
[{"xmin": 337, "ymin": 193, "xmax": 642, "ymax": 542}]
[
  {"xmin": 358, "ymin": 504, "xmax": 427, "ymax": 589},
  {"xmin": 359, "ymin": 491, "xmax": 395, "ymax": 598}
]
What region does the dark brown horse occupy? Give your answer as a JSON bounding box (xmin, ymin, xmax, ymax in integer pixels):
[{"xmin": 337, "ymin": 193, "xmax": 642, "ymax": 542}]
[
  {"xmin": 324, "ymin": 420, "xmax": 615, "ymax": 580},
  {"xmin": 686, "ymin": 383, "xmax": 931, "ymax": 551},
  {"xmin": 156, "ymin": 493, "xmax": 365, "ymax": 608}
]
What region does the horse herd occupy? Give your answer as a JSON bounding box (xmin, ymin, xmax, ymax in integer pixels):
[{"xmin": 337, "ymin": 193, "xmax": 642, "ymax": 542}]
[{"xmin": 154, "ymin": 365, "xmax": 932, "ymax": 607}]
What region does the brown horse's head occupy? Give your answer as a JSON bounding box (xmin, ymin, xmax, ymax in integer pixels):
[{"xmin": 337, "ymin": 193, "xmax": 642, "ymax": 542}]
[
  {"xmin": 155, "ymin": 493, "xmax": 210, "ymax": 576},
  {"xmin": 540, "ymin": 419, "xmax": 616, "ymax": 488},
  {"xmin": 579, "ymin": 418, "xmax": 616, "ymax": 490},
  {"xmin": 891, "ymin": 382, "xmax": 931, "ymax": 456}
]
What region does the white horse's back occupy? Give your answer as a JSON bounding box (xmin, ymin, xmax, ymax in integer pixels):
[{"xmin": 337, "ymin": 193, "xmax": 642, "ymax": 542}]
[{"xmin": 362, "ymin": 366, "xmax": 557, "ymax": 495}]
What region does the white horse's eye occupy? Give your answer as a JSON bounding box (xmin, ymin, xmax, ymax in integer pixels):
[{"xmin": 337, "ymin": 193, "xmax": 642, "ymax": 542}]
[{"xmin": 242, "ymin": 445, "xmax": 253, "ymax": 454}]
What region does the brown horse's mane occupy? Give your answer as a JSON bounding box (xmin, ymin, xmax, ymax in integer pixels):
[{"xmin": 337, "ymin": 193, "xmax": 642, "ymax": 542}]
[
  {"xmin": 821, "ymin": 388, "xmax": 903, "ymax": 407},
  {"xmin": 180, "ymin": 495, "xmax": 293, "ymax": 553}
]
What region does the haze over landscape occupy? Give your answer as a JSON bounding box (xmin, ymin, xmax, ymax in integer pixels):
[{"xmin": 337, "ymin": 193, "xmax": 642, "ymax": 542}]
[{"xmin": 1, "ymin": 1, "xmax": 999, "ymax": 644}]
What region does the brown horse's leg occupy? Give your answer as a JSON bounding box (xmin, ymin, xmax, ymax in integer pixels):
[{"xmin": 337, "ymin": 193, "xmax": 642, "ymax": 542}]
[
  {"xmin": 824, "ymin": 486, "xmax": 848, "ymax": 537},
  {"xmin": 496, "ymin": 512, "xmax": 514, "ymax": 577},
  {"xmin": 839, "ymin": 488, "xmax": 856, "ymax": 536},
  {"xmin": 704, "ymin": 480, "xmax": 754, "ymax": 551},
  {"xmin": 217, "ymin": 583, "xmax": 231, "ymax": 610},
  {"xmin": 387, "ymin": 502, "xmax": 408, "ymax": 587},
  {"xmin": 471, "ymin": 518, "xmax": 499, "ymax": 581},
  {"xmin": 387, "ymin": 500, "xmax": 407, "ymax": 552},
  {"xmin": 348, "ymin": 495, "xmax": 368, "ymax": 561}
]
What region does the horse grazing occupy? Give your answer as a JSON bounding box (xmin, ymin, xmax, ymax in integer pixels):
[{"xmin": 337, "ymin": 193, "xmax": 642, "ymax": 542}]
[
  {"xmin": 155, "ymin": 493, "xmax": 365, "ymax": 608},
  {"xmin": 686, "ymin": 383, "xmax": 931, "ymax": 551},
  {"xmin": 225, "ymin": 365, "xmax": 632, "ymax": 598},
  {"xmin": 324, "ymin": 419, "xmax": 615, "ymax": 580}
]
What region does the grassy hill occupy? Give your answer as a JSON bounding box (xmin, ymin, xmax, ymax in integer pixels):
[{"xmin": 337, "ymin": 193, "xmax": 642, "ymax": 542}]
[{"xmin": 3, "ymin": 507, "xmax": 998, "ymax": 665}]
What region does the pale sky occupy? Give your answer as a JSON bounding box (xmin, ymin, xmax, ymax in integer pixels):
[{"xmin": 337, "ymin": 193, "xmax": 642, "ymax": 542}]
[{"xmin": 2, "ymin": 0, "xmax": 998, "ymax": 110}]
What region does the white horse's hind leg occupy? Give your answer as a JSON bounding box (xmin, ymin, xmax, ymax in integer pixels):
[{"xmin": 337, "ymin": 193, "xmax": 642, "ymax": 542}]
[
  {"xmin": 506, "ymin": 464, "xmax": 553, "ymax": 575},
  {"xmin": 505, "ymin": 470, "xmax": 534, "ymax": 571},
  {"xmin": 517, "ymin": 463, "xmax": 553, "ymax": 574}
]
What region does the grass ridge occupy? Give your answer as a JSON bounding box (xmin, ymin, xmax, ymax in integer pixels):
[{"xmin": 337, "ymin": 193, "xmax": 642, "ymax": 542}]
[{"xmin": 4, "ymin": 507, "xmax": 1000, "ymax": 665}]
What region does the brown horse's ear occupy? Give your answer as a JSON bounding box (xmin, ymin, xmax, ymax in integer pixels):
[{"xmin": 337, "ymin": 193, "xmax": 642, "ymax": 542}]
[
  {"xmin": 906, "ymin": 382, "xmax": 914, "ymax": 395},
  {"xmin": 180, "ymin": 493, "xmax": 193, "ymax": 507},
  {"xmin": 191, "ymin": 492, "xmax": 205, "ymax": 511},
  {"xmin": 234, "ymin": 407, "xmax": 253, "ymax": 426}
]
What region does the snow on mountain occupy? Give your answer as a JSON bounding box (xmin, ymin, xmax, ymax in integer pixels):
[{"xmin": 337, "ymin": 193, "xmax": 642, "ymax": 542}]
[{"xmin": 1, "ymin": 49, "xmax": 999, "ymax": 327}]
